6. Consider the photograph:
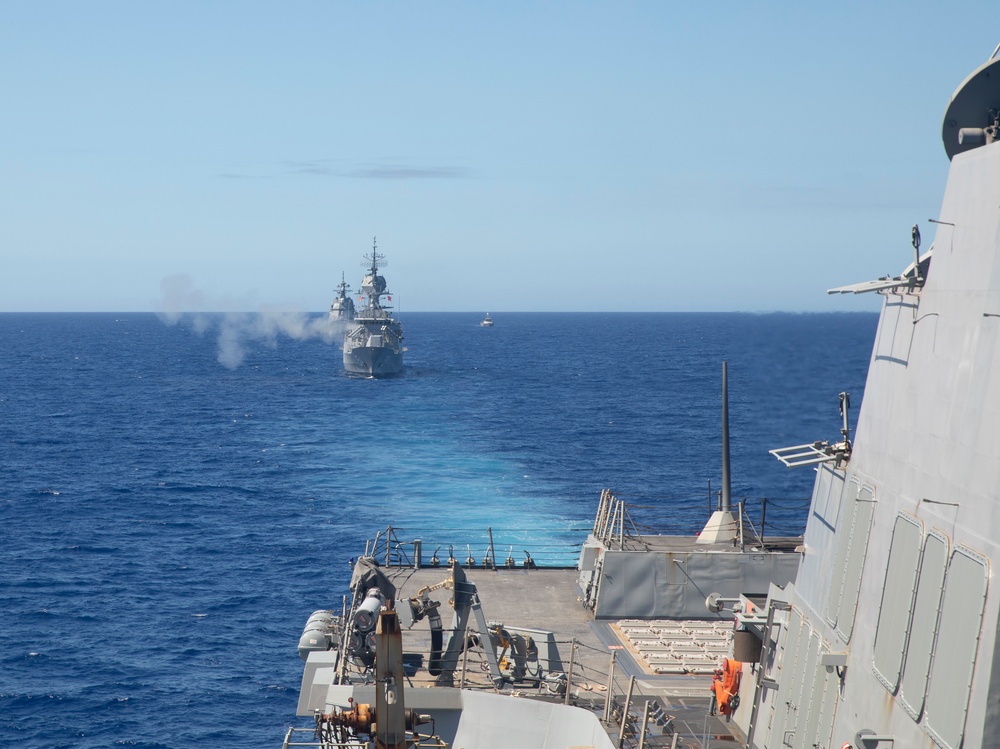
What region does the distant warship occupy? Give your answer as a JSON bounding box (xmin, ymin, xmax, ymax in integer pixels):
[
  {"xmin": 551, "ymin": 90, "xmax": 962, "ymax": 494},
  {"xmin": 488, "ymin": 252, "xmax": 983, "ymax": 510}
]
[
  {"xmin": 342, "ymin": 240, "xmax": 403, "ymax": 377},
  {"xmin": 328, "ymin": 272, "xmax": 355, "ymax": 323}
]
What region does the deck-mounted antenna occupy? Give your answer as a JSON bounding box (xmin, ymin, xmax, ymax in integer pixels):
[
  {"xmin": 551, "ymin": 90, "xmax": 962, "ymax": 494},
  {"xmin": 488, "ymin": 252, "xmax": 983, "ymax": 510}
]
[
  {"xmin": 770, "ymin": 391, "xmax": 853, "ymax": 468},
  {"xmin": 697, "ymin": 361, "xmax": 739, "ymax": 544},
  {"xmin": 720, "ymin": 360, "xmax": 732, "ymax": 514},
  {"xmin": 839, "ymin": 392, "xmax": 852, "ymax": 451},
  {"xmin": 827, "ymin": 223, "xmax": 930, "ymax": 295},
  {"xmin": 912, "ymin": 225, "xmax": 922, "ymax": 282}
]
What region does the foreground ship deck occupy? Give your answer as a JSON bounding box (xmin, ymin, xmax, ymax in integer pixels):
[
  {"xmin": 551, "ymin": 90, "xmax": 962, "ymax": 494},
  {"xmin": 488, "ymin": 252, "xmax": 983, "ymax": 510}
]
[
  {"xmin": 287, "ymin": 487, "xmax": 802, "ymax": 748},
  {"xmin": 292, "ymin": 565, "xmax": 752, "ymax": 749}
]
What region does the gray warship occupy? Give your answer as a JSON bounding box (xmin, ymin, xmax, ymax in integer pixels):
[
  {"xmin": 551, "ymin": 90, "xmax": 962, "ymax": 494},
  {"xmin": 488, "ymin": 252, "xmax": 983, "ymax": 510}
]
[
  {"xmin": 329, "ymin": 272, "xmax": 356, "ymax": 324},
  {"xmin": 282, "ymin": 46, "xmax": 1000, "ymax": 749},
  {"xmin": 342, "ymin": 240, "xmax": 403, "ymax": 377}
]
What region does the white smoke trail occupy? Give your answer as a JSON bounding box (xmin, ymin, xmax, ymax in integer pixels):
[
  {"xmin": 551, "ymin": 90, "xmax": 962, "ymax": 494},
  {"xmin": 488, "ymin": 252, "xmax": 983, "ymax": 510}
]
[{"xmin": 157, "ymin": 273, "xmax": 345, "ymax": 369}]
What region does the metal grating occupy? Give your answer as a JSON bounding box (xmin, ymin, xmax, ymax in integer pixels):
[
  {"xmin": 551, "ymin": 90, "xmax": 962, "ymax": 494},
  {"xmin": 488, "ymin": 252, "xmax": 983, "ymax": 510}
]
[{"xmin": 614, "ymin": 620, "xmax": 734, "ymax": 675}]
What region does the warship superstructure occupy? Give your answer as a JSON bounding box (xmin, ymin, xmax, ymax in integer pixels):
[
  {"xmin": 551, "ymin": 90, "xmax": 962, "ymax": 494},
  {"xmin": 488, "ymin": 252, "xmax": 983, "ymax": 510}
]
[
  {"xmin": 719, "ymin": 47, "xmax": 1000, "ymax": 749},
  {"xmin": 283, "ymin": 46, "xmax": 1000, "ymax": 749},
  {"xmin": 329, "ymin": 272, "xmax": 355, "ymax": 323},
  {"xmin": 342, "ymin": 240, "xmax": 403, "ymax": 377}
]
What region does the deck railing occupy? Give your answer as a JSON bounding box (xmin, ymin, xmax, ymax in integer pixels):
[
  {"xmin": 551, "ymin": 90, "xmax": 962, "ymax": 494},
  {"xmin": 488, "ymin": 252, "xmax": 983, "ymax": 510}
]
[
  {"xmin": 365, "ymin": 523, "xmax": 588, "ymax": 569},
  {"xmin": 362, "ymin": 489, "xmax": 810, "ymax": 571}
]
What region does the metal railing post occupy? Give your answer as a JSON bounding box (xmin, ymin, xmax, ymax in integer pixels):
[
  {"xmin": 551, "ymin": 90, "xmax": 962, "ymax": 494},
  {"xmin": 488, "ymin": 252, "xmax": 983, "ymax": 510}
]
[
  {"xmin": 618, "ymin": 675, "xmax": 636, "ymax": 748},
  {"xmin": 594, "ymin": 490, "xmax": 606, "ymax": 535},
  {"xmin": 459, "ymin": 618, "xmax": 471, "ymax": 689},
  {"xmin": 564, "ymin": 638, "xmax": 576, "ymax": 705},
  {"xmin": 637, "ymin": 700, "xmax": 651, "ymax": 749},
  {"xmin": 603, "ymin": 651, "xmax": 616, "ymax": 722},
  {"xmin": 761, "ymin": 497, "xmax": 768, "ymax": 542}
]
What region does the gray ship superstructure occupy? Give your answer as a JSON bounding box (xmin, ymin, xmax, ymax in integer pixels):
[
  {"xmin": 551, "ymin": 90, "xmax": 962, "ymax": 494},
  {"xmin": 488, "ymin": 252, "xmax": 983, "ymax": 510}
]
[
  {"xmin": 342, "ymin": 240, "xmax": 403, "ymax": 377},
  {"xmin": 720, "ymin": 47, "xmax": 1000, "ymax": 749},
  {"xmin": 328, "ymin": 272, "xmax": 355, "ymax": 323}
]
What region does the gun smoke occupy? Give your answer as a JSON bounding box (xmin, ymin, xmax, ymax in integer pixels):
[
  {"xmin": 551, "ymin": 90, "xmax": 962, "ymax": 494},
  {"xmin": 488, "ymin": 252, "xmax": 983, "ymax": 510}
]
[{"xmin": 158, "ymin": 273, "xmax": 344, "ymax": 369}]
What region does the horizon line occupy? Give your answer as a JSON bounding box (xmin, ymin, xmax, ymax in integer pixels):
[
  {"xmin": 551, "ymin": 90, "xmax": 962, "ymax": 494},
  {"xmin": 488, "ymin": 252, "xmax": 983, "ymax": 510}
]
[{"xmin": 0, "ymin": 309, "xmax": 881, "ymax": 315}]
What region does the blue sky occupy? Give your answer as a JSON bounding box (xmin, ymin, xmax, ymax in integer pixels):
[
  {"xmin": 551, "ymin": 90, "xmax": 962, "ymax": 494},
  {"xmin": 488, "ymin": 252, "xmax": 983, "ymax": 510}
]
[{"xmin": 3, "ymin": 2, "xmax": 999, "ymax": 313}]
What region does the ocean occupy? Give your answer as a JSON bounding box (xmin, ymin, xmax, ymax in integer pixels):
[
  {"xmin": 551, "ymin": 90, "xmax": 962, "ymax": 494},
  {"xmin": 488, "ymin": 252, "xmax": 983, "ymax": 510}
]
[{"xmin": 0, "ymin": 311, "xmax": 877, "ymax": 748}]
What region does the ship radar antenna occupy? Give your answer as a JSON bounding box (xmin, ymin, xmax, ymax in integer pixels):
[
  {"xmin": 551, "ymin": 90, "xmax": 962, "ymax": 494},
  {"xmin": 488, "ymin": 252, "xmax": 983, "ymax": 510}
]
[
  {"xmin": 839, "ymin": 392, "xmax": 852, "ymax": 449},
  {"xmin": 769, "ymin": 390, "xmax": 854, "ymax": 468},
  {"xmin": 362, "ymin": 236, "xmax": 387, "ymax": 275}
]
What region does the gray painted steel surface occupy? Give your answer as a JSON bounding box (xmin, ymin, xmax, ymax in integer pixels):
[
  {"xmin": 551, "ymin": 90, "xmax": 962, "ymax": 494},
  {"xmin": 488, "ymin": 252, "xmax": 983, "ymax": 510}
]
[
  {"xmin": 747, "ymin": 49, "xmax": 1000, "ymax": 749},
  {"xmin": 591, "ymin": 544, "xmax": 799, "ymax": 620}
]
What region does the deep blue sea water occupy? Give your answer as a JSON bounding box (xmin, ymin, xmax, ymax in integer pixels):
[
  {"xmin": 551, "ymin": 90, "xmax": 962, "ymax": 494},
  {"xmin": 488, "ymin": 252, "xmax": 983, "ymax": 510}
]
[{"xmin": 0, "ymin": 311, "xmax": 877, "ymax": 748}]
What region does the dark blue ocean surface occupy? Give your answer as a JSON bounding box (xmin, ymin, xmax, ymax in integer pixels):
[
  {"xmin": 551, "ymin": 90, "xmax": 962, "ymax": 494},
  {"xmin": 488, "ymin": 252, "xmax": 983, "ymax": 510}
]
[{"xmin": 0, "ymin": 311, "xmax": 877, "ymax": 748}]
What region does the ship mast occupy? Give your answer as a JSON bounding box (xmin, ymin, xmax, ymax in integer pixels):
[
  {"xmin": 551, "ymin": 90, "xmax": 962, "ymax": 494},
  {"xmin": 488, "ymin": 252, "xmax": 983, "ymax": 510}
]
[
  {"xmin": 720, "ymin": 359, "xmax": 732, "ymax": 514},
  {"xmin": 696, "ymin": 360, "xmax": 738, "ymax": 544},
  {"xmin": 360, "ymin": 236, "xmax": 389, "ymax": 313},
  {"xmin": 337, "ymin": 271, "xmax": 348, "ymax": 299}
]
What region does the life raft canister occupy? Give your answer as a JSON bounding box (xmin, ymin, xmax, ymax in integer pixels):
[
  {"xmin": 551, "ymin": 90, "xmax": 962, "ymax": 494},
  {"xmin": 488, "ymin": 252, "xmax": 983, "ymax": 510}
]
[{"xmin": 712, "ymin": 657, "xmax": 743, "ymax": 716}]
